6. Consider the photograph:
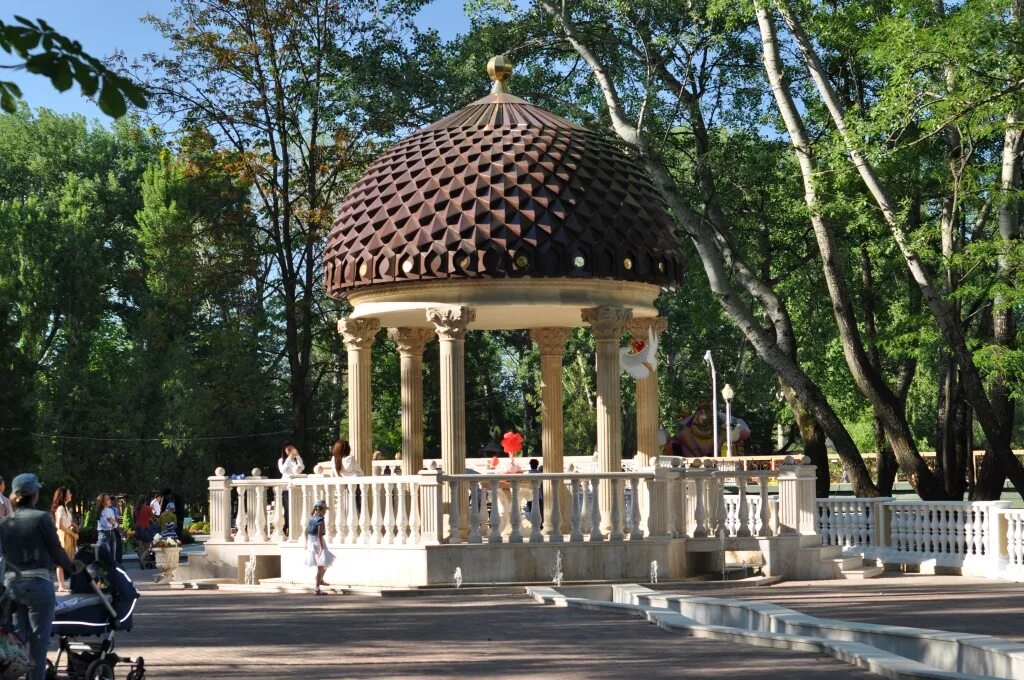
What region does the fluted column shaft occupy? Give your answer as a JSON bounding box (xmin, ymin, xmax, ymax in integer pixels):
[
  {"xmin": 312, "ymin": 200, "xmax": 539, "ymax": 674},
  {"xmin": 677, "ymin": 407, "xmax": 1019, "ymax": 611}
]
[
  {"xmin": 338, "ymin": 317, "xmax": 381, "ymax": 475},
  {"xmin": 625, "ymin": 317, "xmax": 669, "ymax": 468},
  {"xmin": 388, "ymin": 328, "xmax": 434, "ymax": 474},
  {"xmin": 582, "ymin": 306, "xmax": 631, "ymax": 533},
  {"xmin": 427, "ymin": 306, "xmax": 475, "ymax": 537},
  {"xmin": 530, "ymin": 327, "xmax": 572, "ymax": 537}
]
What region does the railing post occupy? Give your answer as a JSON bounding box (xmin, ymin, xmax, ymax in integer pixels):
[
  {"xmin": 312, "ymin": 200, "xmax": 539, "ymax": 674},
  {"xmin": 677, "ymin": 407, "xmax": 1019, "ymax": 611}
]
[
  {"xmin": 988, "ymin": 502, "xmax": 1012, "ymax": 568},
  {"xmin": 208, "ymin": 468, "xmax": 233, "ymax": 543},
  {"xmin": 777, "ymin": 457, "xmax": 816, "ymax": 535},
  {"xmin": 417, "ymin": 470, "xmax": 443, "ymax": 545},
  {"xmin": 647, "ymin": 469, "xmax": 669, "ymax": 538}
]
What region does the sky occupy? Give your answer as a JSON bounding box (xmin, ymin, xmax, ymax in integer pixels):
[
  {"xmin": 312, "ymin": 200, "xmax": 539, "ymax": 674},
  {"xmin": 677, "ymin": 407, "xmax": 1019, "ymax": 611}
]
[{"xmin": 3, "ymin": 0, "xmax": 473, "ymax": 121}]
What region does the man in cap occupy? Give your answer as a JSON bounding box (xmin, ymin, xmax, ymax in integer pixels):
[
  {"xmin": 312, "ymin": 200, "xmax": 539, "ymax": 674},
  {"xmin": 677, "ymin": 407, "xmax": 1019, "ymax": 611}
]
[{"xmin": 0, "ymin": 473, "xmax": 84, "ymax": 680}]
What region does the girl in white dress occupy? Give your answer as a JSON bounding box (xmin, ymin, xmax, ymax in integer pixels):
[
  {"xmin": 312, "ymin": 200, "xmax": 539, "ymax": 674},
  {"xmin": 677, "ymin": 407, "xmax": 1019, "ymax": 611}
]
[{"xmin": 303, "ymin": 499, "xmax": 334, "ymax": 595}]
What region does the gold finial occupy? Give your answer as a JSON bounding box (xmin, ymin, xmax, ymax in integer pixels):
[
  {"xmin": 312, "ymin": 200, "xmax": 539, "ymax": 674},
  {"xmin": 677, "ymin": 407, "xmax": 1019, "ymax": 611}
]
[{"xmin": 487, "ymin": 55, "xmax": 513, "ymax": 94}]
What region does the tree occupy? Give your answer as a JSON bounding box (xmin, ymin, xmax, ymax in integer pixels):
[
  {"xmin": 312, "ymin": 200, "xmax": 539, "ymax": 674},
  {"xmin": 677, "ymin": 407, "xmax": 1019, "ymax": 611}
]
[{"xmin": 144, "ymin": 0, "xmax": 434, "ymax": 454}]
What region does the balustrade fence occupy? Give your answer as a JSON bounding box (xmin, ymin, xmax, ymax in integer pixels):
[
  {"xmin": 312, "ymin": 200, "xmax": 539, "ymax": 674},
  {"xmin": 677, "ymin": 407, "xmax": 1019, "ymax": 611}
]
[
  {"xmin": 207, "ymin": 458, "xmax": 818, "ymax": 548},
  {"xmin": 817, "ymin": 498, "xmax": 1024, "ymax": 577}
]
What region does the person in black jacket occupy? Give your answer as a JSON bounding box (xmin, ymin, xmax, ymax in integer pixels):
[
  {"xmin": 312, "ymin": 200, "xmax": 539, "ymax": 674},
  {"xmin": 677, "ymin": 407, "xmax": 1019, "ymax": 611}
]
[{"xmin": 0, "ymin": 473, "xmax": 84, "ymax": 680}]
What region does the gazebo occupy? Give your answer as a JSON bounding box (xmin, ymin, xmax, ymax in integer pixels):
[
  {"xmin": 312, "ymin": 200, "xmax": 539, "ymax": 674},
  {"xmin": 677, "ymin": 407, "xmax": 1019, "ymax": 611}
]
[
  {"xmin": 195, "ymin": 59, "xmax": 827, "ymax": 588},
  {"xmin": 325, "ymin": 56, "xmax": 681, "ymax": 532}
]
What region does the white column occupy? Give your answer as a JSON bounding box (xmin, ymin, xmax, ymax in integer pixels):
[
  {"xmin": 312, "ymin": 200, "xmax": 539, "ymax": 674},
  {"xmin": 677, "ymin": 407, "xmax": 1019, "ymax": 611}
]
[
  {"xmin": 338, "ymin": 316, "xmax": 381, "ymax": 475},
  {"xmin": 581, "ymin": 306, "xmax": 631, "ymax": 534},
  {"xmin": 530, "ymin": 327, "xmax": 571, "ymax": 539},
  {"xmin": 387, "ymin": 327, "xmax": 434, "ymax": 474},
  {"xmin": 427, "ymin": 305, "xmax": 475, "ymax": 538}
]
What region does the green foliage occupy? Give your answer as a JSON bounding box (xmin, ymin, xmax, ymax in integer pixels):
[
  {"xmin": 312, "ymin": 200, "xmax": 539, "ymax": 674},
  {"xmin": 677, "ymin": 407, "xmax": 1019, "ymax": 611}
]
[{"xmin": 0, "ymin": 16, "xmax": 147, "ymax": 116}]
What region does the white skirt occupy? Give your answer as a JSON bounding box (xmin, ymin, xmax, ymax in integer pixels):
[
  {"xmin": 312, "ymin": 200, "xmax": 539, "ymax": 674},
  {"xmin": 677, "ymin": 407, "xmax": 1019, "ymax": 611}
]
[{"xmin": 304, "ymin": 540, "xmax": 335, "ymax": 568}]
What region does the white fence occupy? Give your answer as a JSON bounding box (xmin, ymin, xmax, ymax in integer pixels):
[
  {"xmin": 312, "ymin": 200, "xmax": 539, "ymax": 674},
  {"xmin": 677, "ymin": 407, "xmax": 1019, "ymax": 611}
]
[
  {"xmin": 207, "ymin": 457, "xmax": 818, "ymax": 549},
  {"xmin": 816, "ymin": 497, "xmax": 1024, "ymax": 577}
]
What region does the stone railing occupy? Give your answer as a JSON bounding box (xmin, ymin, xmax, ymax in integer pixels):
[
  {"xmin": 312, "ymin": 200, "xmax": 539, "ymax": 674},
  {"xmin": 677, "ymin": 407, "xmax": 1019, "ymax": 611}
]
[
  {"xmin": 207, "ymin": 457, "xmax": 819, "ymax": 548},
  {"xmin": 816, "ymin": 497, "xmax": 1019, "ymax": 573}
]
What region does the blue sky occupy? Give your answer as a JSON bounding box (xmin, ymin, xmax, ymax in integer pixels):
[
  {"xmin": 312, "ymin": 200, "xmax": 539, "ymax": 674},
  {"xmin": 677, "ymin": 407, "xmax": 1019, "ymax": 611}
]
[{"xmin": 3, "ymin": 0, "xmax": 472, "ymax": 121}]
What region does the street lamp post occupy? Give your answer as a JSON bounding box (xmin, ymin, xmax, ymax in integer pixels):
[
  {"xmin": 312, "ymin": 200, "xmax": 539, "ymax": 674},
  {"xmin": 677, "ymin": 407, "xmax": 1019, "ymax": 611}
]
[
  {"xmin": 703, "ymin": 350, "xmax": 718, "ymax": 457},
  {"xmin": 722, "ymin": 383, "xmax": 734, "ymax": 457}
]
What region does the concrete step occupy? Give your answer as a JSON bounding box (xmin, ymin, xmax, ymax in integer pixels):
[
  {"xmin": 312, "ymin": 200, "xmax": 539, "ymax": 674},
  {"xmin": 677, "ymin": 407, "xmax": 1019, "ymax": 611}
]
[
  {"xmin": 832, "ymin": 555, "xmax": 864, "ymax": 571},
  {"xmin": 838, "ymin": 564, "xmax": 884, "ymax": 580}
]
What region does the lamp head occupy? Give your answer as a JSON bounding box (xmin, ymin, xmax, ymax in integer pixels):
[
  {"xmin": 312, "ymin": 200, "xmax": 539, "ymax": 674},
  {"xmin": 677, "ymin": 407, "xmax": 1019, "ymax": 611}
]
[
  {"xmin": 702, "ymin": 350, "xmax": 712, "ymax": 364},
  {"xmin": 721, "ymin": 383, "xmax": 734, "ymax": 402}
]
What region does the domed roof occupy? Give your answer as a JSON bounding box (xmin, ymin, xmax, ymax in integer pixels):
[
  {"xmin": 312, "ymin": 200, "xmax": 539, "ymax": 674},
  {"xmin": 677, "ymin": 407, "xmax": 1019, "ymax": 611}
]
[{"xmin": 324, "ymin": 69, "xmax": 683, "ymax": 297}]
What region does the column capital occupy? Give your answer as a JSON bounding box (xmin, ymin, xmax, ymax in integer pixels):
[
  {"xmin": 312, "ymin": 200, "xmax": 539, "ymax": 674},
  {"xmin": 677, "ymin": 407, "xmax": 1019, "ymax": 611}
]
[
  {"xmin": 581, "ymin": 306, "xmax": 631, "ymax": 340},
  {"xmin": 529, "ymin": 327, "xmax": 571, "ymax": 356},
  {"xmin": 338, "ymin": 316, "xmax": 380, "ymax": 350},
  {"xmin": 625, "ymin": 316, "xmax": 668, "ymax": 338},
  {"xmin": 426, "ymin": 305, "xmax": 475, "ymax": 340},
  {"xmin": 387, "ymin": 327, "xmax": 434, "ymax": 357}
]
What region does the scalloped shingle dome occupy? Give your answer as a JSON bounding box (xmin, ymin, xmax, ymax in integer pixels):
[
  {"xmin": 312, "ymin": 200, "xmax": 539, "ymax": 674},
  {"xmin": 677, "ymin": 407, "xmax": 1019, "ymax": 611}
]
[{"xmin": 324, "ymin": 90, "xmax": 683, "ymax": 296}]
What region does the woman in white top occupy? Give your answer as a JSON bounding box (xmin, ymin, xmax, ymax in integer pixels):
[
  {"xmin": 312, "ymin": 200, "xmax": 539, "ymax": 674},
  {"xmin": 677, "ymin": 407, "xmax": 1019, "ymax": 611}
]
[
  {"xmin": 331, "ymin": 439, "xmax": 364, "ymax": 476},
  {"xmin": 278, "ymin": 441, "xmax": 305, "ymax": 478},
  {"xmin": 277, "ymin": 441, "xmax": 304, "ymax": 534}
]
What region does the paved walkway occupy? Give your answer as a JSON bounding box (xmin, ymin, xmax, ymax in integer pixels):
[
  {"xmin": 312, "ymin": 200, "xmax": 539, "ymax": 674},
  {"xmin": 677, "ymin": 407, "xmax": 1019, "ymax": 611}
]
[{"xmin": 112, "ymin": 566, "xmax": 883, "ymax": 679}]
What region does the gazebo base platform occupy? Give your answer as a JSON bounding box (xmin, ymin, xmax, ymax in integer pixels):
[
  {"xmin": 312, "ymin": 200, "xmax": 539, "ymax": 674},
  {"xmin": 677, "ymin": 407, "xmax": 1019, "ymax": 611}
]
[{"xmin": 182, "ymin": 536, "xmax": 832, "ymax": 588}]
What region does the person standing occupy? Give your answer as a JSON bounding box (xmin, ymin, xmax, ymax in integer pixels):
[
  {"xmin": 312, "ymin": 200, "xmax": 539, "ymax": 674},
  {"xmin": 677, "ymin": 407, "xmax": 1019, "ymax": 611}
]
[
  {"xmin": 303, "ymin": 499, "xmax": 334, "ymax": 595},
  {"xmin": 50, "ymin": 487, "xmax": 78, "ymax": 592},
  {"xmin": 95, "ymin": 493, "xmax": 117, "ymax": 559},
  {"xmin": 0, "ymin": 475, "xmax": 12, "ymax": 519},
  {"xmin": 278, "ymin": 441, "xmax": 305, "ymax": 533},
  {"xmin": 0, "ymin": 473, "xmax": 83, "ymax": 680},
  {"xmin": 149, "ymin": 490, "xmax": 163, "ymax": 516},
  {"xmin": 331, "ymin": 439, "xmax": 363, "ymax": 476},
  {"xmin": 133, "ymin": 495, "xmax": 155, "ymax": 569}
]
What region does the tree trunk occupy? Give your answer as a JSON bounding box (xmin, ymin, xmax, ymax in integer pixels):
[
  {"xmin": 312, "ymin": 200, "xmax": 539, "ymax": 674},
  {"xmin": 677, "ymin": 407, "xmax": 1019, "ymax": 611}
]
[
  {"xmin": 757, "ymin": 3, "xmax": 946, "ymax": 498},
  {"xmin": 776, "ymin": 0, "xmax": 1024, "ymax": 500}
]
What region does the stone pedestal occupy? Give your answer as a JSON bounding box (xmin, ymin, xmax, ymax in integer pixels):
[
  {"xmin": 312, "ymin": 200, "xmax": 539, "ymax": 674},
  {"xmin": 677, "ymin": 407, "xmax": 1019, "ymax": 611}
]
[
  {"xmin": 388, "ymin": 327, "xmax": 434, "ymax": 474},
  {"xmin": 427, "ymin": 306, "xmax": 475, "ymax": 537},
  {"xmin": 339, "ymin": 317, "xmax": 381, "ymax": 474},
  {"xmin": 581, "ymin": 306, "xmax": 631, "ymax": 534},
  {"xmin": 530, "ymin": 327, "xmax": 572, "ymax": 538}
]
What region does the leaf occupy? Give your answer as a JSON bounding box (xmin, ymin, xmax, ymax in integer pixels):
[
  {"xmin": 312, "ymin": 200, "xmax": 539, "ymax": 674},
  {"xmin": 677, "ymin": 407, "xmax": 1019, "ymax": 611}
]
[
  {"xmin": 51, "ymin": 59, "xmax": 73, "ymax": 92},
  {"xmin": 0, "ymin": 87, "xmax": 17, "ymax": 113},
  {"xmin": 122, "ymin": 81, "xmax": 149, "ymax": 109},
  {"xmin": 7, "ymin": 27, "xmax": 41, "ymax": 53},
  {"xmin": 71, "ymin": 61, "xmax": 99, "ymax": 97},
  {"xmin": 98, "ymin": 77, "xmax": 127, "ymax": 118}
]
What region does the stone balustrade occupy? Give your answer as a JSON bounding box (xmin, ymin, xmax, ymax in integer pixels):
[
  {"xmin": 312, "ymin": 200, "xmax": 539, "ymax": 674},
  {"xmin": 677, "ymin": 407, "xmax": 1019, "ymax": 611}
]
[
  {"xmin": 816, "ymin": 497, "xmax": 1020, "ymax": 575},
  {"xmin": 208, "ymin": 458, "xmax": 818, "ymax": 548}
]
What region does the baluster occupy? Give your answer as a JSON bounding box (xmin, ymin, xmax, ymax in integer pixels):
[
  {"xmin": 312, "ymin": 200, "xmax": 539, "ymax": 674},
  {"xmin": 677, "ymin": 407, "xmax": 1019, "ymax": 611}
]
[
  {"xmin": 393, "ymin": 481, "xmax": 405, "ymax": 544},
  {"xmin": 529, "ymin": 478, "xmax": 543, "ymax": 543},
  {"xmin": 715, "ymin": 476, "xmax": 728, "ymax": 538},
  {"xmin": 609, "ymin": 479, "xmax": 623, "ymax": 541},
  {"xmin": 254, "ymin": 485, "xmax": 268, "ymax": 542},
  {"xmin": 963, "ymin": 508, "xmax": 976, "ymax": 556},
  {"xmin": 369, "ymin": 482, "xmax": 383, "ymax": 543},
  {"xmin": 408, "ymin": 482, "xmax": 421, "ymax": 544},
  {"xmin": 345, "ymin": 482, "xmax": 358, "ymax": 544},
  {"xmin": 569, "ymin": 479, "xmax": 583, "ymax": 542},
  {"xmin": 924, "ymin": 505, "xmax": 935, "ymax": 556},
  {"xmin": 549, "ymin": 478, "xmax": 563, "ymax": 543},
  {"xmin": 333, "ymin": 484, "xmax": 345, "ymax": 545},
  {"xmin": 235, "ymin": 487, "xmax": 248, "ymax": 543},
  {"xmin": 467, "ymin": 480, "xmax": 481, "ymax": 543},
  {"xmin": 629, "ymin": 479, "xmax": 642, "ymax": 540},
  {"xmin": 447, "ymin": 479, "xmax": 461, "ymax": 545},
  {"xmin": 580, "ymin": 479, "xmax": 593, "ymax": 535},
  {"xmin": 271, "ymin": 485, "xmax": 285, "ymax": 542},
  {"xmin": 975, "ymin": 507, "xmax": 987, "ymax": 556},
  {"xmin": 488, "ymin": 480, "xmax": 502, "ymax": 543},
  {"xmin": 693, "ymin": 477, "xmax": 708, "ymax": 538},
  {"xmin": 737, "ymin": 474, "xmax": 751, "ymax": 537},
  {"xmin": 509, "ymin": 479, "xmax": 523, "ymax": 543},
  {"xmin": 383, "ymin": 481, "xmax": 395, "ymax": 544},
  {"xmin": 589, "ymin": 478, "xmax": 603, "ymax": 541},
  {"xmin": 758, "ymin": 482, "xmax": 771, "ymax": 537},
  {"xmin": 939, "ymin": 507, "xmax": 950, "ymax": 556},
  {"xmin": 359, "ymin": 482, "xmax": 371, "ymax": 544},
  {"xmin": 300, "ymin": 486, "xmax": 310, "ymax": 542}
]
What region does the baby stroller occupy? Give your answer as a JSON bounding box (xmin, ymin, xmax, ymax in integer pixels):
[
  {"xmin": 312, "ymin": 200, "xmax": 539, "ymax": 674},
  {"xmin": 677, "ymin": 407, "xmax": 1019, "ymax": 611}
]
[
  {"xmin": 0, "ymin": 563, "xmax": 33, "ymax": 679},
  {"xmin": 48, "ymin": 546, "xmax": 145, "ymax": 680}
]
